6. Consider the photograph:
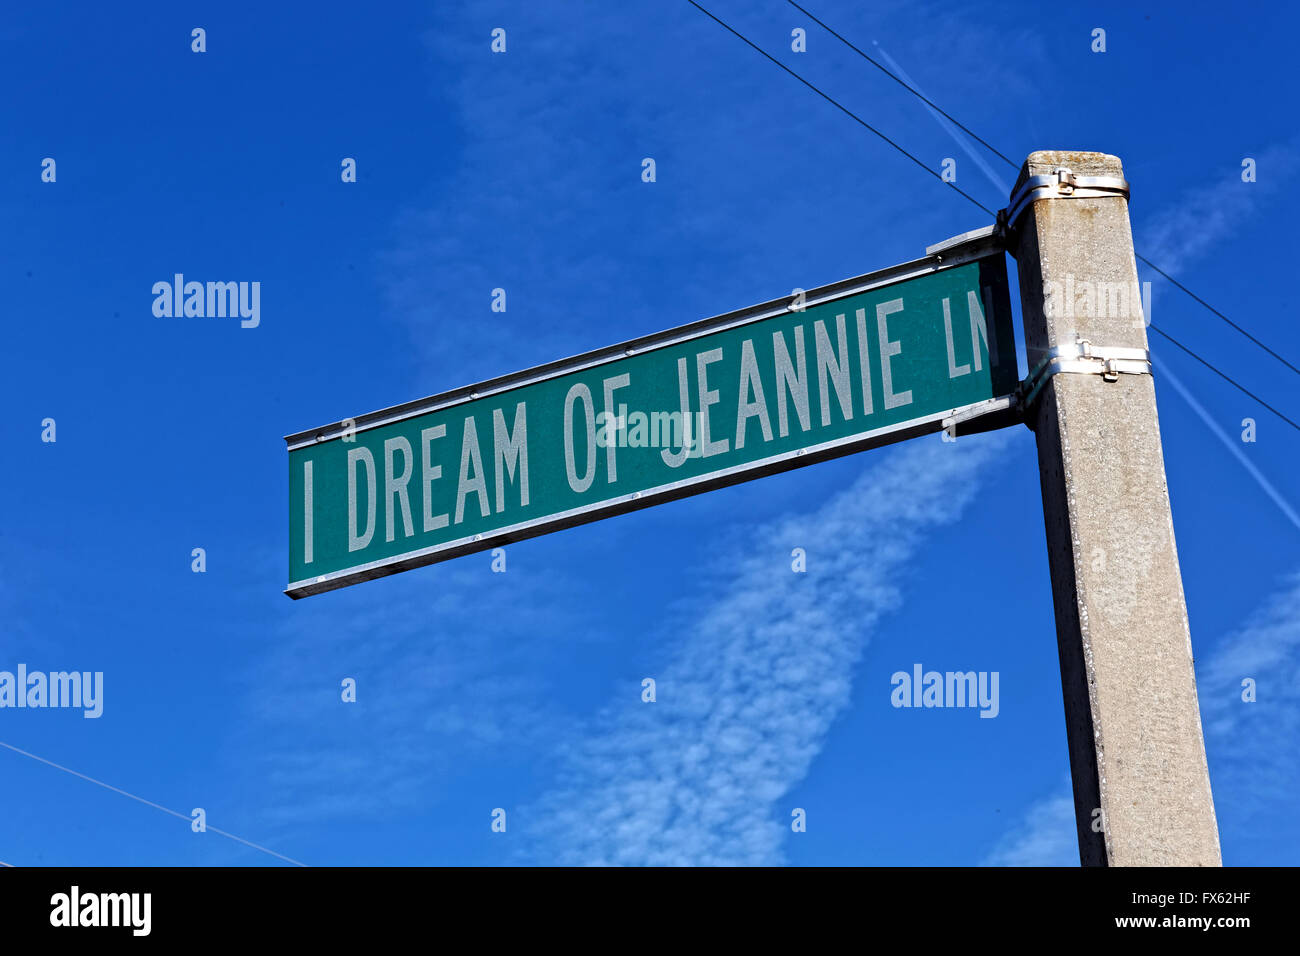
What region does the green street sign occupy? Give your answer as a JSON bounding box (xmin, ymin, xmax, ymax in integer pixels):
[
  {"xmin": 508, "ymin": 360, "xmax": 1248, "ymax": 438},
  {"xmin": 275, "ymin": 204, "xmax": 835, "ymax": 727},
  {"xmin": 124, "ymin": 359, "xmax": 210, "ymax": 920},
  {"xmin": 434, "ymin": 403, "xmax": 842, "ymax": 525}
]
[{"xmin": 285, "ymin": 243, "xmax": 1018, "ymax": 597}]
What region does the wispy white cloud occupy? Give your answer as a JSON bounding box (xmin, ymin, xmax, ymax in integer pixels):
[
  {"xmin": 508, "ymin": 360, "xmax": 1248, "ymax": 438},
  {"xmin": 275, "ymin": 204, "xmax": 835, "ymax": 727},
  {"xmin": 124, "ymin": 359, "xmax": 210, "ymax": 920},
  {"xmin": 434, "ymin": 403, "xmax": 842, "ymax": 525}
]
[
  {"xmin": 386, "ymin": 3, "xmax": 828, "ymax": 385},
  {"xmin": 383, "ymin": 2, "xmax": 1043, "ymax": 393},
  {"xmin": 261, "ymin": 2, "xmax": 1031, "ymax": 861},
  {"xmin": 1136, "ymin": 140, "xmax": 1299, "ymax": 275},
  {"xmin": 1197, "ymin": 572, "xmax": 1300, "ymax": 824},
  {"xmin": 241, "ymin": 563, "xmax": 591, "ymax": 827},
  {"xmin": 985, "ymin": 570, "xmax": 1300, "ymax": 863},
  {"xmin": 982, "ymin": 786, "xmax": 1076, "ymax": 867},
  {"xmin": 518, "ymin": 434, "xmax": 1009, "ymax": 865}
]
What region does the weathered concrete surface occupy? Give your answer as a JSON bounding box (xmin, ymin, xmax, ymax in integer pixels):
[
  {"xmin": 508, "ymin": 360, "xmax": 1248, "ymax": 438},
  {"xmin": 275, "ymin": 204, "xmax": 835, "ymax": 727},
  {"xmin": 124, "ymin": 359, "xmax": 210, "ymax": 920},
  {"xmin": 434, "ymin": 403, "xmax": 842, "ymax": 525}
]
[{"xmin": 1013, "ymin": 151, "xmax": 1221, "ymax": 866}]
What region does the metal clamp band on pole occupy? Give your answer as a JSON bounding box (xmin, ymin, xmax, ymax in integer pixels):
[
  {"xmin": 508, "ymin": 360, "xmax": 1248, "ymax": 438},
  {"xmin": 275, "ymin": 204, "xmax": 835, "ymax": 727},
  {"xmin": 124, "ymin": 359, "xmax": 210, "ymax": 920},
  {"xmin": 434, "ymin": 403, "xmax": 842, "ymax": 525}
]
[
  {"xmin": 998, "ymin": 166, "xmax": 1130, "ymax": 237},
  {"xmin": 1019, "ymin": 336, "xmax": 1151, "ymax": 409}
]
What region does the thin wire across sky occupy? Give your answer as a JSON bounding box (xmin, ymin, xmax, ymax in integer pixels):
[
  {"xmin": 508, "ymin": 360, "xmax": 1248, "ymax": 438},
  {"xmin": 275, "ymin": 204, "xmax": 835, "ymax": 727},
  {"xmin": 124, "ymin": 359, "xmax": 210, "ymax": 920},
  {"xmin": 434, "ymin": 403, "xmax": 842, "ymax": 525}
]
[{"xmin": 686, "ymin": 0, "xmax": 1299, "ymax": 432}]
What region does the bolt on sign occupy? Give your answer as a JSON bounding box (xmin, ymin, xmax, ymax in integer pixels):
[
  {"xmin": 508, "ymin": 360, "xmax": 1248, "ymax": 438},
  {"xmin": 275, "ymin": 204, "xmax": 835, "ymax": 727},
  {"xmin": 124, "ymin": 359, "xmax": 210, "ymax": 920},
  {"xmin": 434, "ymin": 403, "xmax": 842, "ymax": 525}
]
[{"xmin": 286, "ymin": 243, "xmax": 1018, "ymax": 597}]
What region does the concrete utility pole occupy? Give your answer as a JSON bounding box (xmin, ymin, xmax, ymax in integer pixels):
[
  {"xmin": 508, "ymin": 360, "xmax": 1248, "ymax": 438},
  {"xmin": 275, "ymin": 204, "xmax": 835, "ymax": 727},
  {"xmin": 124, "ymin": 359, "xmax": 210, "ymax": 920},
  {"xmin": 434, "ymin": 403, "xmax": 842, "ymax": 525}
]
[{"xmin": 1009, "ymin": 151, "xmax": 1222, "ymax": 866}]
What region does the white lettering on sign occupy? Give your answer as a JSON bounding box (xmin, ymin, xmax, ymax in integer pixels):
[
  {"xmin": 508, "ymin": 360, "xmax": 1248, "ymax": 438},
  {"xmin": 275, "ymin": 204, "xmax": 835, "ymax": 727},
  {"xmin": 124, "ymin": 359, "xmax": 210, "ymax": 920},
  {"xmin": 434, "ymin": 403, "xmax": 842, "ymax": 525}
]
[
  {"xmin": 421, "ymin": 424, "xmax": 449, "ymax": 532},
  {"xmin": 384, "ymin": 436, "xmax": 415, "ymax": 542},
  {"xmin": 696, "ymin": 348, "xmax": 728, "ymax": 459},
  {"xmin": 876, "ymin": 298, "xmax": 912, "ymax": 410},
  {"xmin": 455, "ymin": 417, "xmax": 490, "ymax": 525},
  {"xmin": 347, "ymin": 447, "xmax": 376, "ymax": 552},
  {"xmin": 565, "ymin": 384, "xmax": 597, "ymax": 492},
  {"xmin": 305, "ymin": 272, "xmax": 1005, "ymax": 589},
  {"xmin": 493, "ymin": 403, "xmax": 529, "ymax": 511}
]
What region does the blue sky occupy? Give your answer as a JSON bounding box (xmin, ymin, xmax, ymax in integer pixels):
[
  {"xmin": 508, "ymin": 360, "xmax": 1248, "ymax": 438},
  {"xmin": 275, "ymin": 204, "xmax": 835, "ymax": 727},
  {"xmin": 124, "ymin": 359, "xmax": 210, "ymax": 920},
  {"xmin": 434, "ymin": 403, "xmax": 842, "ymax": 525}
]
[{"xmin": 2, "ymin": 0, "xmax": 1298, "ymax": 865}]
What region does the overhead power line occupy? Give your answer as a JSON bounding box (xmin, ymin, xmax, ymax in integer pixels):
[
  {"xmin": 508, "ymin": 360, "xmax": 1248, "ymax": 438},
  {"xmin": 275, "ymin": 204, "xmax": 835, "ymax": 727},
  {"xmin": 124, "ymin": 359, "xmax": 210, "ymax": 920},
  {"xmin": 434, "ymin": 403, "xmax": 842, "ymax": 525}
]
[
  {"xmin": 1149, "ymin": 326, "xmax": 1300, "ymax": 431},
  {"xmin": 785, "ymin": 0, "xmax": 1019, "ymax": 168},
  {"xmin": 683, "ymin": 0, "xmax": 1299, "ymax": 432},
  {"xmin": 1136, "ymin": 253, "xmax": 1300, "ymax": 377},
  {"xmin": 0, "ymin": 740, "xmax": 308, "ymax": 867},
  {"xmin": 783, "ymin": 0, "xmax": 1300, "ymax": 381},
  {"xmin": 683, "ymin": 0, "xmax": 996, "ymax": 218}
]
